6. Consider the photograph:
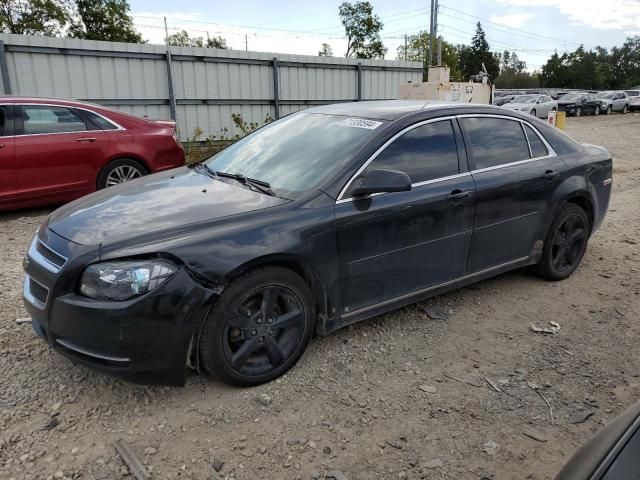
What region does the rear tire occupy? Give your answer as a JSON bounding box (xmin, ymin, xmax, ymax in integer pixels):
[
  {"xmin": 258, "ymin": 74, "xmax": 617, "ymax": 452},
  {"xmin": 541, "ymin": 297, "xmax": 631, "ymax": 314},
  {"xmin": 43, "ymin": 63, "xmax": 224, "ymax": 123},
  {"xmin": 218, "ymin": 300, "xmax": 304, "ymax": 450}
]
[
  {"xmin": 199, "ymin": 267, "xmax": 315, "ymax": 386},
  {"xmin": 537, "ymin": 204, "xmax": 590, "ymax": 281},
  {"xmin": 97, "ymin": 158, "xmax": 146, "ymax": 189},
  {"xmin": 606, "ymin": 106, "xmax": 612, "ymax": 115},
  {"xmin": 575, "ymin": 107, "xmax": 582, "ymax": 117}
]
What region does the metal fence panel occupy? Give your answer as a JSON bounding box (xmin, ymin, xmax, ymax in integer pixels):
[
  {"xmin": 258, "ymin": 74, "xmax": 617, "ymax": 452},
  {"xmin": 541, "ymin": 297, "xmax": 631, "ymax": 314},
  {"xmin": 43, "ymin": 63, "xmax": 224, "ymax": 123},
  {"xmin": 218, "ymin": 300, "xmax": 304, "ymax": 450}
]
[{"xmin": 0, "ymin": 33, "xmax": 423, "ymax": 139}]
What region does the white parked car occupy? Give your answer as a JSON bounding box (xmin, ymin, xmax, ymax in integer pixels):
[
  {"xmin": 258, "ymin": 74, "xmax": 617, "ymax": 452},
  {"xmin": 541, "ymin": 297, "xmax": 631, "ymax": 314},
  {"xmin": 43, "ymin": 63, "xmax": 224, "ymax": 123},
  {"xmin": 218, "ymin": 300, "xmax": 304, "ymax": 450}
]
[
  {"xmin": 596, "ymin": 91, "xmax": 630, "ymax": 114},
  {"xmin": 501, "ymin": 94, "xmax": 558, "ymax": 118},
  {"xmin": 626, "ymin": 90, "xmax": 640, "ymax": 112}
]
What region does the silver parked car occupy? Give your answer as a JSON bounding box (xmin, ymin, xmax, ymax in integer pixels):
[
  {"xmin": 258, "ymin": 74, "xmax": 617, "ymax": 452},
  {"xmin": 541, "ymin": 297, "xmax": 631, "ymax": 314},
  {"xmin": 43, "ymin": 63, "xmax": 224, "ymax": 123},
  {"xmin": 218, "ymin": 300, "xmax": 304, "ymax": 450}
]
[
  {"xmin": 501, "ymin": 94, "xmax": 558, "ymax": 118},
  {"xmin": 626, "ymin": 90, "xmax": 640, "ymax": 112},
  {"xmin": 596, "ymin": 91, "xmax": 630, "ymax": 114}
]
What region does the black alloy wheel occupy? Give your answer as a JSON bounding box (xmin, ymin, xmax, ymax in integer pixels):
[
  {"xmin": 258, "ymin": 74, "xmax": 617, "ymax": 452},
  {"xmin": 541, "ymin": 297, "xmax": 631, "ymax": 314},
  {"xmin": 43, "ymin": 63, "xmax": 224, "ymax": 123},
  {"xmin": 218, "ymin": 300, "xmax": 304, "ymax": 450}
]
[
  {"xmin": 537, "ymin": 205, "xmax": 589, "ymax": 280},
  {"xmin": 199, "ymin": 267, "xmax": 314, "ymax": 386}
]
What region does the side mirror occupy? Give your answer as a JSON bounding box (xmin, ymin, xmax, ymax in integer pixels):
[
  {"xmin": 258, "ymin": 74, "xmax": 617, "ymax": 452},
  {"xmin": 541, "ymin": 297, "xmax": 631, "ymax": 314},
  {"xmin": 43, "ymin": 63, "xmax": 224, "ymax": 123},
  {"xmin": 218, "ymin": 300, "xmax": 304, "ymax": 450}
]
[{"xmin": 351, "ymin": 169, "xmax": 412, "ymax": 198}]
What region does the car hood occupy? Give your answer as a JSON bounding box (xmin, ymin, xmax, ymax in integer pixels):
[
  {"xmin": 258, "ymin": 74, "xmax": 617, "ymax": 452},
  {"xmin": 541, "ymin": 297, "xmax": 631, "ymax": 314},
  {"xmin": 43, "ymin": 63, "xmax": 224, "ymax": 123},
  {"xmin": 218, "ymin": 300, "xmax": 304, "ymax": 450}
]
[
  {"xmin": 47, "ymin": 167, "xmax": 290, "ymax": 246},
  {"xmin": 502, "ymin": 102, "xmax": 530, "ymax": 109}
]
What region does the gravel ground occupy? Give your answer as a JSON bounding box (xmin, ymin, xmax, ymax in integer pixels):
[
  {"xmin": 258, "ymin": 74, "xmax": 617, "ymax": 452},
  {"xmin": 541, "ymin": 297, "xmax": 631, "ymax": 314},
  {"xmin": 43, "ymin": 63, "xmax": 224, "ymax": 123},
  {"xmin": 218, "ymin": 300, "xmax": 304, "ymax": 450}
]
[{"xmin": 1, "ymin": 113, "xmax": 639, "ymax": 480}]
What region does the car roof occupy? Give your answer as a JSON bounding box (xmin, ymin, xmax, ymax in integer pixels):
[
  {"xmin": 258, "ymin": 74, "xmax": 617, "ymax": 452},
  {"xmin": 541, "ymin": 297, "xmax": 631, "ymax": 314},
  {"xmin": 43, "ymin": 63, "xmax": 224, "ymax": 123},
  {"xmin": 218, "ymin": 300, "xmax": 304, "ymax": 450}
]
[{"xmin": 306, "ymin": 100, "xmax": 507, "ymax": 121}]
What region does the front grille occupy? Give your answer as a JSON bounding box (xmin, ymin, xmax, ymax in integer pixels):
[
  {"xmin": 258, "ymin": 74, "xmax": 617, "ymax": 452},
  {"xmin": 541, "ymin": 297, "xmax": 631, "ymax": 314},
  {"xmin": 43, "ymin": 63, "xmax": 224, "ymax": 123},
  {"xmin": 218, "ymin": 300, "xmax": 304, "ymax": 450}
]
[
  {"xmin": 36, "ymin": 242, "xmax": 66, "ymax": 270},
  {"xmin": 29, "ymin": 277, "xmax": 48, "ymax": 305}
]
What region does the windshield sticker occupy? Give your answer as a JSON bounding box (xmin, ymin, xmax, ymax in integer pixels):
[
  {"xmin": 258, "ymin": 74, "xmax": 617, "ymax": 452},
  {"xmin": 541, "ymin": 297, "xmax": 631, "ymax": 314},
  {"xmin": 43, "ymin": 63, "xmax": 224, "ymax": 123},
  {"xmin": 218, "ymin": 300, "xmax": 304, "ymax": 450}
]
[{"xmin": 341, "ymin": 118, "xmax": 383, "ymax": 130}]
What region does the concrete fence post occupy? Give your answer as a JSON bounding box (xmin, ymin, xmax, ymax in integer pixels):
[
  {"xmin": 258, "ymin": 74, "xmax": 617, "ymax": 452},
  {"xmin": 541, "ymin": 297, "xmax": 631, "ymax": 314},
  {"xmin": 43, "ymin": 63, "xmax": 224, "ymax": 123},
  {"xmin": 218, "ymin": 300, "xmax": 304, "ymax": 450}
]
[{"xmin": 357, "ymin": 62, "xmax": 363, "ymax": 101}]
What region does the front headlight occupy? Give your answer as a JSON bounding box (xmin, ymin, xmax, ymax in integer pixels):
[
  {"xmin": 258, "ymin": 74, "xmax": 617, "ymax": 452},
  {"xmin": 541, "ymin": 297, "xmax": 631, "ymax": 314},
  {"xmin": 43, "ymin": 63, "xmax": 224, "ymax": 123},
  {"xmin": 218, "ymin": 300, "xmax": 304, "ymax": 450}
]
[{"xmin": 79, "ymin": 260, "xmax": 177, "ymax": 301}]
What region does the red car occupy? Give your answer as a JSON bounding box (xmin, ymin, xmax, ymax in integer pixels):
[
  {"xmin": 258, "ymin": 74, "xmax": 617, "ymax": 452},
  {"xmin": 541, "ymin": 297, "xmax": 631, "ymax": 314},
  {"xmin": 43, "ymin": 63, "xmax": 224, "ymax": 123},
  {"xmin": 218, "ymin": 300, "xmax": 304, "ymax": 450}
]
[{"xmin": 0, "ymin": 97, "xmax": 185, "ymax": 211}]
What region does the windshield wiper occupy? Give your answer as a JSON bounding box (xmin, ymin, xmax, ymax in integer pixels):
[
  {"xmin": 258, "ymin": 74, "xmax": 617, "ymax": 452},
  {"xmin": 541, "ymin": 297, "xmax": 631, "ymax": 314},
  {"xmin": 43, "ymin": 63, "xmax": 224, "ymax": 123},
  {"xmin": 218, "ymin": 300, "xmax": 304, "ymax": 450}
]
[{"xmin": 215, "ymin": 171, "xmax": 276, "ymax": 196}]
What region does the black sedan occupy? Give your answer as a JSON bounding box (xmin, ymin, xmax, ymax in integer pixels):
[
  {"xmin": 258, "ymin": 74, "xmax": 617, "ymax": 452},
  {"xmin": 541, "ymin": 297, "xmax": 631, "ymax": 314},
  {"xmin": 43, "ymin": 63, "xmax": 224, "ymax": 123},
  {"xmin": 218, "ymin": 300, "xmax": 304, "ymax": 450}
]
[
  {"xmin": 22, "ymin": 101, "xmax": 612, "ymax": 386},
  {"xmin": 558, "ymin": 92, "xmax": 601, "ymax": 116}
]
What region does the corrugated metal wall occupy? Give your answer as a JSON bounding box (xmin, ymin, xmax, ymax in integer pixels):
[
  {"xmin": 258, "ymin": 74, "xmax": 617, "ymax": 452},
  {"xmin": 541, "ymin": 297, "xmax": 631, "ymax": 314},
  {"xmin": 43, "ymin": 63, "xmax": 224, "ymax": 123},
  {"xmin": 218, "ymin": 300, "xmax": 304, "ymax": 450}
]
[{"xmin": 0, "ymin": 34, "xmax": 423, "ymax": 140}]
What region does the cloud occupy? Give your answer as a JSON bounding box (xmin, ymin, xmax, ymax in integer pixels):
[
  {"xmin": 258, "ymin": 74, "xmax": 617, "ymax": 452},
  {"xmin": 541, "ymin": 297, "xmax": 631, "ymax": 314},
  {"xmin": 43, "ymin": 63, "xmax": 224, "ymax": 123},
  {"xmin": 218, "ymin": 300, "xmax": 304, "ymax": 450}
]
[
  {"xmin": 496, "ymin": 0, "xmax": 640, "ymax": 31},
  {"xmin": 490, "ymin": 12, "xmax": 534, "ymax": 28}
]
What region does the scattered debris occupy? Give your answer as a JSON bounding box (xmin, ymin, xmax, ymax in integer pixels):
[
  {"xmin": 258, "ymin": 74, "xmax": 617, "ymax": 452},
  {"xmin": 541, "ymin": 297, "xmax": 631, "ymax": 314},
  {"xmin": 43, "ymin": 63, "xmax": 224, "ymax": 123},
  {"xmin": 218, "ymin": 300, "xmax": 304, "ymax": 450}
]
[
  {"xmin": 40, "ymin": 417, "xmax": 60, "ymax": 431},
  {"xmin": 113, "ymin": 439, "xmax": 150, "ymax": 480},
  {"xmin": 530, "ymin": 321, "xmax": 561, "ymax": 334},
  {"xmin": 422, "ymin": 306, "xmax": 448, "ymax": 321},
  {"xmin": 385, "ymin": 439, "xmax": 405, "ymax": 450},
  {"xmin": 443, "ymin": 372, "xmax": 482, "ymax": 387},
  {"xmin": 256, "ymin": 393, "xmax": 272, "ymax": 406},
  {"xmin": 484, "ymin": 377, "xmax": 503, "ymax": 393},
  {"xmin": 212, "ymin": 460, "xmax": 225, "ymax": 472},
  {"xmin": 568, "ymin": 410, "xmax": 595, "ymax": 424},
  {"xmin": 522, "ymin": 430, "xmax": 547, "ymax": 443},
  {"xmin": 528, "ymin": 383, "xmax": 555, "ymax": 425},
  {"xmin": 419, "ymin": 384, "xmax": 437, "ymax": 394},
  {"xmin": 325, "ymin": 471, "xmax": 350, "ymax": 480},
  {"xmin": 622, "ymin": 239, "xmax": 638, "ymax": 245},
  {"xmin": 482, "ymin": 440, "xmax": 499, "ymax": 456},
  {"xmin": 14, "ymin": 317, "xmax": 31, "ymax": 325}
]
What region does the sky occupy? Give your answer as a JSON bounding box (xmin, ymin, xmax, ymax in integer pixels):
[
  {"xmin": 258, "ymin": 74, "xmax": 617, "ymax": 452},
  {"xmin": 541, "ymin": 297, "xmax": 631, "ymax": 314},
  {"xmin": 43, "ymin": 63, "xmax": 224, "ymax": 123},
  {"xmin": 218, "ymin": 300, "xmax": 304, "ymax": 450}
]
[{"xmin": 129, "ymin": 0, "xmax": 640, "ymax": 72}]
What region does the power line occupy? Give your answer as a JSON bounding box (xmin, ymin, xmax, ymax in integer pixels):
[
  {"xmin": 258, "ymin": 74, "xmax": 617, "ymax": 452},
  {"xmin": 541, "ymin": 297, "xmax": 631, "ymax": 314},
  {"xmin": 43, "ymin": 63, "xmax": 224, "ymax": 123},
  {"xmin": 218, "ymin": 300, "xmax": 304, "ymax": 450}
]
[{"xmin": 439, "ymin": 4, "xmax": 596, "ymax": 49}]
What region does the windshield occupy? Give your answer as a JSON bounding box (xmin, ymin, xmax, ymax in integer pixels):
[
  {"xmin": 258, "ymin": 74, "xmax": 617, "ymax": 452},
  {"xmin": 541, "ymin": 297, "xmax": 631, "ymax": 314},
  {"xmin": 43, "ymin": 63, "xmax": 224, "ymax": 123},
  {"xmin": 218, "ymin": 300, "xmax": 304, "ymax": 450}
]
[
  {"xmin": 203, "ymin": 112, "xmax": 381, "ymax": 198},
  {"xmin": 561, "ymin": 93, "xmax": 584, "ymax": 101},
  {"xmin": 509, "ymin": 95, "xmax": 537, "ymax": 104},
  {"xmin": 596, "ymin": 92, "xmax": 614, "ymax": 99}
]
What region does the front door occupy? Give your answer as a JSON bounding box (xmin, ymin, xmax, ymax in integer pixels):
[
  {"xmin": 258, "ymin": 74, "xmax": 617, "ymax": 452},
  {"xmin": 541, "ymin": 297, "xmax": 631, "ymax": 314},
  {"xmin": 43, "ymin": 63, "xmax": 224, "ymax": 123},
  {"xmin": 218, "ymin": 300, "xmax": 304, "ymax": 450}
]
[
  {"xmin": 335, "ymin": 119, "xmax": 476, "ymax": 315},
  {"xmin": 0, "ymin": 105, "xmax": 16, "ymax": 207},
  {"xmin": 14, "ymin": 104, "xmax": 110, "ymax": 201},
  {"xmin": 460, "ymin": 116, "xmax": 565, "ymax": 273}
]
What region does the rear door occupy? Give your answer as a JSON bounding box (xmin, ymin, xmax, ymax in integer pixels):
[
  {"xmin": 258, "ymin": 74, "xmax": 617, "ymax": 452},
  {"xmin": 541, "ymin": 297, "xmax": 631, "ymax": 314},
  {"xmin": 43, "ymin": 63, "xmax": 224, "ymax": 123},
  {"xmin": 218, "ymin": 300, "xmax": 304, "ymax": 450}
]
[
  {"xmin": 613, "ymin": 92, "xmax": 626, "ymax": 111},
  {"xmin": 0, "ymin": 105, "xmax": 16, "ymax": 206},
  {"xmin": 14, "ymin": 104, "xmax": 110, "ymax": 201},
  {"xmin": 335, "ymin": 118, "xmax": 475, "ymax": 314},
  {"xmin": 460, "ymin": 115, "xmax": 564, "ymax": 273}
]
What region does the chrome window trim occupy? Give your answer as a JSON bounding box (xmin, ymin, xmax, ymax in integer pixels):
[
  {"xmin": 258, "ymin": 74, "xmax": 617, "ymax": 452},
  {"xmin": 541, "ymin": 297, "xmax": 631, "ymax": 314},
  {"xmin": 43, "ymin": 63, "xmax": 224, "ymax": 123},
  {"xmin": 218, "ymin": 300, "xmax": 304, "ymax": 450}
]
[
  {"xmin": 336, "ymin": 116, "xmax": 458, "ymax": 201},
  {"xmin": 23, "ymin": 275, "xmax": 48, "ymax": 310},
  {"xmin": 0, "ymin": 102, "xmax": 125, "ymax": 137},
  {"xmin": 341, "ymin": 255, "xmax": 530, "ymax": 318},
  {"xmin": 335, "ymin": 113, "xmax": 558, "ymax": 205},
  {"xmin": 27, "ymin": 237, "xmax": 68, "ymax": 273}
]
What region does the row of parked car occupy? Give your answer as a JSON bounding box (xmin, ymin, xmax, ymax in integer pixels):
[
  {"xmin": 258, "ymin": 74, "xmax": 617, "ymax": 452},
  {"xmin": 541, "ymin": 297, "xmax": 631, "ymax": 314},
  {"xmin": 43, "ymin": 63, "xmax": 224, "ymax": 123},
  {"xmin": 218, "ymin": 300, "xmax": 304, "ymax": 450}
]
[{"xmin": 494, "ymin": 89, "xmax": 640, "ymax": 117}]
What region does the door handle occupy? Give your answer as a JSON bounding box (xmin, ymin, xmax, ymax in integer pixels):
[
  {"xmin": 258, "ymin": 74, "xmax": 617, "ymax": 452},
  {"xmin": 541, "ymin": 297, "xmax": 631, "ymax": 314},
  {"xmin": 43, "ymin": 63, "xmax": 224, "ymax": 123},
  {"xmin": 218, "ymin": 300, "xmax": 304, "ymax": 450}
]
[
  {"xmin": 447, "ymin": 189, "xmax": 472, "ymax": 201},
  {"xmin": 543, "ymin": 170, "xmax": 560, "ymax": 181},
  {"xmin": 75, "ymin": 137, "xmax": 97, "ymax": 142},
  {"xmin": 0, "ymin": 144, "xmax": 4, "ymax": 149}
]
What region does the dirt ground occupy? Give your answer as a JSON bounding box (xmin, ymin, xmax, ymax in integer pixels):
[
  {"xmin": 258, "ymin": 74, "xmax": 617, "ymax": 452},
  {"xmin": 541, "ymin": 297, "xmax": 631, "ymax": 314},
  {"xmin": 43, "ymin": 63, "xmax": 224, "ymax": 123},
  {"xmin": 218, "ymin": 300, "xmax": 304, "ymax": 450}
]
[{"xmin": 1, "ymin": 113, "xmax": 639, "ymax": 480}]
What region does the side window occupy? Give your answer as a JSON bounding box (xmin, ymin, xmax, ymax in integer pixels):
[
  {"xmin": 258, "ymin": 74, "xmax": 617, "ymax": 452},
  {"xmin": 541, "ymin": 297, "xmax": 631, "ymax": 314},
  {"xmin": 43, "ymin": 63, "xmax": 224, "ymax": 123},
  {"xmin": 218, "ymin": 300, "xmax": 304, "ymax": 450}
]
[
  {"xmin": 359, "ymin": 120, "xmax": 459, "ymax": 186},
  {"xmin": 461, "ymin": 117, "xmax": 530, "ymax": 170},
  {"xmin": 523, "ymin": 124, "xmax": 549, "ymax": 158},
  {"xmin": 0, "ymin": 107, "xmax": 5, "ymax": 136},
  {"xmin": 82, "ymin": 110, "xmax": 118, "ymax": 130},
  {"xmin": 19, "ymin": 106, "xmax": 87, "ymax": 135}
]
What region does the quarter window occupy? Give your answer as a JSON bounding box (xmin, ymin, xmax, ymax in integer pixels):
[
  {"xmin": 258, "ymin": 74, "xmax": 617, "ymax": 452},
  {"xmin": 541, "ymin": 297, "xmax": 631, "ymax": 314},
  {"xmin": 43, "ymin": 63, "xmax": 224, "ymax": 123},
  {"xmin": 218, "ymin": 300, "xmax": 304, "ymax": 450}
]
[
  {"xmin": 461, "ymin": 117, "xmax": 530, "ymax": 169},
  {"xmin": 360, "ymin": 120, "xmax": 459, "ymax": 186},
  {"xmin": 524, "ymin": 124, "xmax": 549, "ymax": 158},
  {"xmin": 19, "ymin": 106, "xmax": 87, "ymax": 135},
  {"xmin": 84, "ymin": 110, "xmax": 118, "ymax": 130}
]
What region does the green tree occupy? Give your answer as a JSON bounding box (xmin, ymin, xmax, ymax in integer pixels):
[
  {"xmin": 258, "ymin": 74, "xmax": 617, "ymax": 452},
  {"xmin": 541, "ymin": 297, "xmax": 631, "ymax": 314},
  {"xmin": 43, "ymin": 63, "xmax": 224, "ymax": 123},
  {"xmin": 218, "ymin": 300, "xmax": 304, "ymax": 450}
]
[
  {"xmin": 68, "ymin": 0, "xmax": 142, "ymax": 42},
  {"xmin": 339, "ymin": 1, "xmax": 386, "ymax": 59},
  {"xmin": 0, "ymin": 0, "xmax": 68, "ymax": 35},
  {"xmin": 396, "ymin": 32, "xmax": 462, "ymax": 81},
  {"xmin": 318, "ymin": 43, "xmax": 333, "ymax": 56},
  {"xmin": 167, "ymin": 30, "xmax": 227, "ymax": 49},
  {"xmin": 461, "ymin": 22, "xmax": 499, "ymax": 80},
  {"xmin": 494, "ymin": 50, "xmax": 539, "ymax": 88}
]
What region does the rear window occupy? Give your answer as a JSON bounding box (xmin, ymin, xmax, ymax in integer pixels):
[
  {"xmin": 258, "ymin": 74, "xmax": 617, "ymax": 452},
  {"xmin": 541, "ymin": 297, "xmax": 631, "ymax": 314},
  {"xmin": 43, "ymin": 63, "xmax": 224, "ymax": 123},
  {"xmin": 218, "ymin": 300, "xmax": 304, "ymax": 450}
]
[
  {"xmin": 461, "ymin": 117, "xmax": 530, "ymax": 170},
  {"xmin": 83, "ymin": 110, "xmax": 118, "ymax": 130},
  {"xmin": 524, "ymin": 124, "xmax": 549, "ymax": 158}
]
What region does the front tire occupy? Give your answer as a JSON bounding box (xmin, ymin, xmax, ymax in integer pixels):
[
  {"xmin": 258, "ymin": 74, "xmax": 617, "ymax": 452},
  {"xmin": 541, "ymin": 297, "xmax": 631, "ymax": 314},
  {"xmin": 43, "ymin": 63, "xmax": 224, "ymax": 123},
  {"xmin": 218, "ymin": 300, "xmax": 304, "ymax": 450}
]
[
  {"xmin": 97, "ymin": 158, "xmax": 146, "ymax": 189},
  {"xmin": 575, "ymin": 107, "xmax": 582, "ymax": 117},
  {"xmin": 595, "ymin": 106, "xmax": 600, "ymax": 115},
  {"xmin": 606, "ymin": 106, "xmax": 612, "ymax": 115},
  {"xmin": 622, "ymin": 104, "xmax": 628, "ymax": 114},
  {"xmin": 530, "ymin": 109, "xmax": 537, "ymax": 117},
  {"xmin": 199, "ymin": 267, "xmax": 315, "ymax": 386},
  {"xmin": 537, "ymin": 205, "xmax": 590, "ymax": 281}
]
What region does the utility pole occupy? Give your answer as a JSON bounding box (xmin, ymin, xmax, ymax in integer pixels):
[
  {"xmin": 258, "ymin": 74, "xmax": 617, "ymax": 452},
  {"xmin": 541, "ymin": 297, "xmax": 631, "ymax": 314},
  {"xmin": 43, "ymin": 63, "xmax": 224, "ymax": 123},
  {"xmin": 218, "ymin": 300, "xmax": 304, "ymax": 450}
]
[
  {"xmin": 437, "ymin": 36, "xmax": 442, "ymax": 65},
  {"xmin": 163, "ymin": 17, "xmax": 176, "ymax": 121},
  {"xmin": 404, "ymin": 34, "xmax": 408, "ymax": 61},
  {"xmin": 245, "ymin": 34, "xmax": 248, "ymax": 51},
  {"xmin": 428, "ymin": 0, "xmax": 434, "ymax": 67}
]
